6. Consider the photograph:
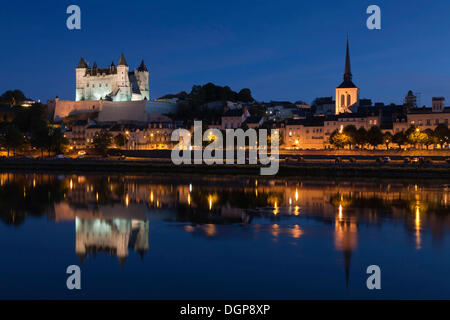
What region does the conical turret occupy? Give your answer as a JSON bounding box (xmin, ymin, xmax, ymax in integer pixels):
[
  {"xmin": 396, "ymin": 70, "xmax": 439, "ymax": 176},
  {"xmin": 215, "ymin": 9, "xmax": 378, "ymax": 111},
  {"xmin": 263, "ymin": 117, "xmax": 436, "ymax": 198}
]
[
  {"xmin": 118, "ymin": 53, "xmax": 128, "ymax": 66},
  {"xmin": 137, "ymin": 60, "xmax": 148, "ymax": 72},
  {"xmin": 77, "ymin": 57, "xmax": 88, "ymax": 68}
]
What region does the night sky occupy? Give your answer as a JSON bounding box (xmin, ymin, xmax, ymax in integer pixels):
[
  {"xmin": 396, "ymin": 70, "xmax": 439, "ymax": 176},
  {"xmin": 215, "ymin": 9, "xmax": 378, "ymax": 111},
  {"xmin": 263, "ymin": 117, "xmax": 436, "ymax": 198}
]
[{"xmin": 1, "ymin": 0, "xmax": 449, "ymax": 106}]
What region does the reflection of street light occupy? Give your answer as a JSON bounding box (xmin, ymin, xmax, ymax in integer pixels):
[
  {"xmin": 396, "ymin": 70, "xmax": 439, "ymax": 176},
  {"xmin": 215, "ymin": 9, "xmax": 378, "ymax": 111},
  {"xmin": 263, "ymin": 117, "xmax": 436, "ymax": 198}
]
[{"xmin": 273, "ymin": 201, "xmax": 278, "ymax": 215}]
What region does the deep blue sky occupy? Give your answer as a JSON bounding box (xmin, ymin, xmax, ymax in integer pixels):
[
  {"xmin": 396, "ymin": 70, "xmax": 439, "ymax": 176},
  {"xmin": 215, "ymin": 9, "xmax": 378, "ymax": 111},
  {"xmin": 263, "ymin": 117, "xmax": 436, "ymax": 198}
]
[{"xmin": 1, "ymin": 0, "xmax": 450, "ymax": 106}]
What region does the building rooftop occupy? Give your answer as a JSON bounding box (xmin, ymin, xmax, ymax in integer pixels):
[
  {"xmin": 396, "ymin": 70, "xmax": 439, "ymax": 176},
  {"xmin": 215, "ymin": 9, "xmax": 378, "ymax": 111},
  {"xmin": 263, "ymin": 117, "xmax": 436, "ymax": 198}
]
[{"xmin": 223, "ymin": 109, "xmax": 244, "ymax": 117}]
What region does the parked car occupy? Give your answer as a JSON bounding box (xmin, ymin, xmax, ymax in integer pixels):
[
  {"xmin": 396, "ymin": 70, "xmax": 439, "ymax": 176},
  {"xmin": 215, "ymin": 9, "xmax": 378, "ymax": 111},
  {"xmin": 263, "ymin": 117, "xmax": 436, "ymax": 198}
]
[
  {"xmin": 411, "ymin": 157, "xmax": 420, "ymax": 164},
  {"xmin": 383, "ymin": 157, "xmax": 391, "ymax": 163}
]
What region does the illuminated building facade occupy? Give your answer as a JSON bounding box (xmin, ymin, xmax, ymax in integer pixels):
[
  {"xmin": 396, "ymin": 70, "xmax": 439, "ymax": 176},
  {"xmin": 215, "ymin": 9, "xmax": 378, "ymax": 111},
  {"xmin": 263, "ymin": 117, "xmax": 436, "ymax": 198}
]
[{"xmin": 75, "ymin": 53, "xmax": 149, "ymax": 102}]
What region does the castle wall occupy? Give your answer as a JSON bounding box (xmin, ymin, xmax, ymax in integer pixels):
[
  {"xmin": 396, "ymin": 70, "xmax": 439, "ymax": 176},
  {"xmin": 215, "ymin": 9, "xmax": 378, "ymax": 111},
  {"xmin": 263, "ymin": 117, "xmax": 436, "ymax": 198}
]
[
  {"xmin": 98, "ymin": 100, "xmax": 146, "ymax": 122},
  {"xmin": 145, "ymin": 100, "xmax": 178, "ymax": 115},
  {"xmin": 76, "ymin": 71, "xmax": 120, "ymax": 101},
  {"xmin": 53, "ymin": 99, "xmax": 103, "ymax": 121}
]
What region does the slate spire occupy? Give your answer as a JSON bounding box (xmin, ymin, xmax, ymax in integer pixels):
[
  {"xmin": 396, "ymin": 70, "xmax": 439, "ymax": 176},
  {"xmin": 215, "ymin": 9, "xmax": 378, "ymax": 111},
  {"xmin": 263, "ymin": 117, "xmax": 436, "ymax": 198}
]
[
  {"xmin": 344, "ymin": 36, "xmax": 352, "ymax": 81},
  {"xmin": 118, "ymin": 53, "xmax": 128, "ymax": 66},
  {"xmin": 138, "ymin": 60, "xmax": 148, "ymax": 72},
  {"xmin": 77, "ymin": 57, "xmax": 88, "ymax": 68}
]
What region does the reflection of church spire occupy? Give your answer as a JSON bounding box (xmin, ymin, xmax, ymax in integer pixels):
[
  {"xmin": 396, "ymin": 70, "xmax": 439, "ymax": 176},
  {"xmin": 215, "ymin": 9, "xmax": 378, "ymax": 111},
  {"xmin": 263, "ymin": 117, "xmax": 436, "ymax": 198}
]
[
  {"xmin": 344, "ymin": 249, "xmax": 352, "ymax": 289},
  {"xmin": 334, "ymin": 205, "xmax": 358, "ymax": 291}
]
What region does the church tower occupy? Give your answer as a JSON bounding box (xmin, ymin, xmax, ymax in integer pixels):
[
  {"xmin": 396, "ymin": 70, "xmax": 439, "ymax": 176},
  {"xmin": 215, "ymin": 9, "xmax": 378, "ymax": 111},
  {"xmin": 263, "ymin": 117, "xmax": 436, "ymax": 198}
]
[{"xmin": 335, "ymin": 37, "xmax": 359, "ymax": 114}]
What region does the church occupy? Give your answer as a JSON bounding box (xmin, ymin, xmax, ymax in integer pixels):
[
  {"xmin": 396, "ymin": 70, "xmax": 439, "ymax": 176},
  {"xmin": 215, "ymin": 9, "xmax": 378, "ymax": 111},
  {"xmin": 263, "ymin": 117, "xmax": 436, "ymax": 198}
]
[
  {"xmin": 75, "ymin": 53, "xmax": 149, "ymax": 102},
  {"xmin": 335, "ymin": 38, "xmax": 359, "ymax": 114}
]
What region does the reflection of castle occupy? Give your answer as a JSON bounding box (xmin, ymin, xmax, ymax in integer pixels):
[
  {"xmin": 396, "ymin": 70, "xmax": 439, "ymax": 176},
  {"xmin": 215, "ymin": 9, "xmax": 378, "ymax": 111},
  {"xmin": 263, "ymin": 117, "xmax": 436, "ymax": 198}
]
[{"xmin": 75, "ymin": 218, "xmax": 149, "ymax": 265}]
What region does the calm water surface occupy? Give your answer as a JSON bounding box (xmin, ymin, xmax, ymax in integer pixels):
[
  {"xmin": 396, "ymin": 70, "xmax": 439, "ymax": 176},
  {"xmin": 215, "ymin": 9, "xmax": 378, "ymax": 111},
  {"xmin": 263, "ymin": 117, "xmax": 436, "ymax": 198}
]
[{"xmin": 0, "ymin": 173, "xmax": 449, "ymax": 299}]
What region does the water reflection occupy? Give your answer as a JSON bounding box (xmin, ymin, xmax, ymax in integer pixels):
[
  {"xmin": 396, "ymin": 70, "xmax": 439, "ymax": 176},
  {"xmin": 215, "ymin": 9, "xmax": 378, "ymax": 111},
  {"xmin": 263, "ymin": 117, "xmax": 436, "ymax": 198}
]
[
  {"xmin": 75, "ymin": 218, "xmax": 149, "ymax": 265},
  {"xmin": 0, "ymin": 173, "xmax": 449, "ymax": 268}
]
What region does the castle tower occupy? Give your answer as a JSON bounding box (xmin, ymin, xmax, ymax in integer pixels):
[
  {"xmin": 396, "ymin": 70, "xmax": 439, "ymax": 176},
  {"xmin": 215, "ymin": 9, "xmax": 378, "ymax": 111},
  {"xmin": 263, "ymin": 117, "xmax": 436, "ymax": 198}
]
[
  {"xmin": 335, "ymin": 37, "xmax": 359, "ymax": 114},
  {"xmin": 75, "ymin": 57, "xmax": 88, "ymax": 101},
  {"xmin": 116, "ymin": 53, "xmax": 131, "ymax": 101},
  {"xmin": 135, "ymin": 60, "xmax": 150, "ymax": 100}
]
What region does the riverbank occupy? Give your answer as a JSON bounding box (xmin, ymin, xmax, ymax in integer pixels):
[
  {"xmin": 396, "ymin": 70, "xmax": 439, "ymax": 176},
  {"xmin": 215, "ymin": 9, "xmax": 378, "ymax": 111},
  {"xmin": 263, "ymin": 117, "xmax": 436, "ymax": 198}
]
[{"xmin": 1, "ymin": 158, "xmax": 449, "ymax": 179}]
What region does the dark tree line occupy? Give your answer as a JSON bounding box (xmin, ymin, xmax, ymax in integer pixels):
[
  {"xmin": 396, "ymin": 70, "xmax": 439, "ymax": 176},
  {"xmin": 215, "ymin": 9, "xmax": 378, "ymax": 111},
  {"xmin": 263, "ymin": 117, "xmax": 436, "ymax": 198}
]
[
  {"xmin": 170, "ymin": 83, "xmax": 254, "ymax": 120},
  {"xmin": 0, "ymin": 89, "xmax": 27, "ymax": 107},
  {"xmin": 0, "ymin": 93, "xmax": 68, "ymax": 156}
]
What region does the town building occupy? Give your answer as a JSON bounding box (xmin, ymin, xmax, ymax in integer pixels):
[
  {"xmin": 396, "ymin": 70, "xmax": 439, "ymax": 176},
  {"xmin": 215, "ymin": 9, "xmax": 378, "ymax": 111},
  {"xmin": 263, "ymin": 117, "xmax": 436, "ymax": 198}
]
[
  {"xmin": 285, "ymin": 118, "xmax": 325, "ymax": 149},
  {"xmin": 221, "ymin": 107, "xmax": 249, "ymax": 129}
]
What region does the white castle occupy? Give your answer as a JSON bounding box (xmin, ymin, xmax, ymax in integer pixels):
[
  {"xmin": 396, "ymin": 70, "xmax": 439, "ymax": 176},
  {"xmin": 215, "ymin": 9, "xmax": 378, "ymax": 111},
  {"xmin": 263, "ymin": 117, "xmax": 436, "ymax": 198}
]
[{"xmin": 75, "ymin": 53, "xmax": 149, "ymax": 102}]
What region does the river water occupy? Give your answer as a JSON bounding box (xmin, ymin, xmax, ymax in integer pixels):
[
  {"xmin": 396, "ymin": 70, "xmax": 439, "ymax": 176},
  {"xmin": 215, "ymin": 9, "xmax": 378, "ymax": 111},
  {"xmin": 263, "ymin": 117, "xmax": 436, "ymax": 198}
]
[{"xmin": 0, "ymin": 173, "xmax": 449, "ymax": 299}]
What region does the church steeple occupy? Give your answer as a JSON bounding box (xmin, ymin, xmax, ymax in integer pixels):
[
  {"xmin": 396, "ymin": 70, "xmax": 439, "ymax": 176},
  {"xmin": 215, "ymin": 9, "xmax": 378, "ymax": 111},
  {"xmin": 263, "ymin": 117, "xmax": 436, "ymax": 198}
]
[
  {"xmin": 337, "ymin": 36, "xmax": 356, "ymax": 89},
  {"xmin": 335, "ymin": 35, "xmax": 359, "ymax": 114},
  {"xmin": 344, "ymin": 36, "xmax": 352, "ymax": 82}
]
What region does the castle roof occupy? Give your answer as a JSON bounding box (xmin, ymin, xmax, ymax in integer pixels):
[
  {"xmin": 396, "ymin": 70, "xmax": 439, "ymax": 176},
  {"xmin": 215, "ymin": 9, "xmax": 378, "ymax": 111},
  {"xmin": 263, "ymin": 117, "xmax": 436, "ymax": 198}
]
[
  {"xmin": 223, "ymin": 109, "xmax": 244, "ymax": 117},
  {"xmin": 137, "ymin": 60, "xmax": 148, "ymax": 72},
  {"xmin": 77, "ymin": 57, "xmax": 88, "ymax": 68},
  {"xmin": 118, "ymin": 53, "xmax": 128, "ymax": 66},
  {"xmin": 286, "ymin": 117, "xmax": 324, "ymax": 127}
]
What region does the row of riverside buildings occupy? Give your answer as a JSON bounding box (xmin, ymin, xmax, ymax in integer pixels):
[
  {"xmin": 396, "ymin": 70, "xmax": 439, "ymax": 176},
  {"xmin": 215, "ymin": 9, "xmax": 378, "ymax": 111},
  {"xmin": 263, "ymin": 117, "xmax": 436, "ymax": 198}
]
[{"xmin": 51, "ymin": 43, "xmax": 450, "ymax": 151}]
